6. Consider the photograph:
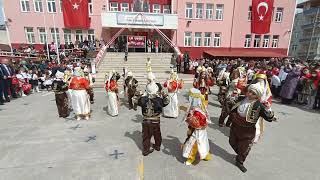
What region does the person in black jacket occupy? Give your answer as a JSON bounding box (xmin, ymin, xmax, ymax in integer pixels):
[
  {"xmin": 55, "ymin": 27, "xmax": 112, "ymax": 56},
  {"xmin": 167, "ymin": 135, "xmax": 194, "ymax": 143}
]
[
  {"xmin": 0, "ymin": 59, "xmax": 17, "ymax": 101},
  {"xmin": 52, "ymin": 71, "xmax": 69, "ymax": 118},
  {"xmin": 133, "ymin": 72, "xmax": 169, "ymax": 156},
  {"xmin": 0, "ymin": 65, "xmax": 5, "ymax": 105},
  {"xmin": 229, "ymin": 83, "xmax": 277, "ymax": 173}
]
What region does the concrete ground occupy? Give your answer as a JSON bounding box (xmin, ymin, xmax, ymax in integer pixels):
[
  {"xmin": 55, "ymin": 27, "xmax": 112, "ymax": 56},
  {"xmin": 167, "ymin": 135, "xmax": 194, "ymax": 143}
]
[{"xmin": 0, "ymin": 87, "xmax": 319, "ymax": 180}]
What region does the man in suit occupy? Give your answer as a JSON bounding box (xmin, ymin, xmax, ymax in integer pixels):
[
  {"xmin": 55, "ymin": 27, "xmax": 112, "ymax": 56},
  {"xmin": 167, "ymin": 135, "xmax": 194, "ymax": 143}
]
[
  {"xmin": 0, "ymin": 58, "xmax": 17, "ymax": 101},
  {"xmin": 0, "ymin": 65, "xmax": 5, "ymax": 105}
]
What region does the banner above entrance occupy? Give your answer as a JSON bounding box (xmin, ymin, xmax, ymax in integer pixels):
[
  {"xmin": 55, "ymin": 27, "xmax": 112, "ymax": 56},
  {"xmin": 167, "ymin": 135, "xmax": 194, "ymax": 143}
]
[
  {"xmin": 127, "ymin": 36, "xmax": 146, "ymax": 48},
  {"xmin": 117, "ymin": 13, "xmax": 164, "ymax": 26}
]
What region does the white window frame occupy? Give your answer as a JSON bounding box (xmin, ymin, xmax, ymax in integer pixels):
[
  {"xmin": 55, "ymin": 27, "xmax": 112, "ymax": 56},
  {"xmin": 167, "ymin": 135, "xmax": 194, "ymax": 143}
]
[
  {"xmin": 88, "ymin": 0, "xmax": 93, "ymax": 14},
  {"xmin": 206, "ymin": 4, "xmax": 214, "ymax": 20},
  {"xmin": 275, "ymin": 8, "xmax": 283, "ymax": 22},
  {"xmin": 34, "ymin": 0, "xmax": 43, "ymax": 12},
  {"xmin": 20, "ymin": 0, "xmax": 31, "ymax": 12},
  {"xmin": 254, "ymin": 35, "xmax": 261, "ymax": 48},
  {"xmin": 248, "ymin": 6, "xmax": 252, "ymax": 21},
  {"xmin": 244, "ymin": 34, "xmax": 251, "ymax": 48},
  {"xmin": 272, "ymin": 35, "xmax": 279, "ymax": 48},
  {"xmin": 75, "ymin": 30, "xmax": 83, "ymax": 42},
  {"xmin": 153, "ymin": 4, "xmax": 161, "ymax": 13},
  {"xmin": 110, "ymin": 2, "xmax": 118, "ymax": 12},
  {"xmin": 50, "ymin": 28, "xmax": 60, "ymax": 44},
  {"xmin": 121, "ymin": 3, "xmax": 129, "ymax": 12},
  {"xmin": 186, "ymin": 3, "xmax": 193, "ymax": 19},
  {"xmin": 204, "ymin": 32, "xmax": 212, "ymax": 47},
  {"xmin": 47, "ymin": 0, "xmax": 57, "ymax": 13},
  {"xmin": 213, "ymin": 33, "xmax": 221, "ymax": 47},
  {"xmin": 163, "ymin": 5, "xmax": 170, "ymax": 14},
  {"xmin": 194, "ymin": 32, "xmax": 202, "ymax": 47},
  {"xmin": 88, "ymin": 30, "xmax": 95, "ymax": 42},
  {"xmin": 38, "ymin": 27, "xmax": 47, "ymax": 44},
  {"xmin": 262, "ymin": 35, "xmax": 270, "ymax": 48},
  {"xmin": 196, "ymin": 3, "xmax": 203, "ymax": 19},
  {"xmin": 215, "ymin": 4, "xmax": 224, "ymax": 20},
  {"xmin": 63, "ymin": 29, "xmax": 72, "ymax": 45},
  {"xmin": 184, "ymin": 32, "xmax": 192, "ymax": 47},
  {"xmin": 25, "ymin": 27, "xmax": 35, "ymax": 44},
  {"xmin": 59, "ymin": 0, "xmax": 62, "ymax": 13}
]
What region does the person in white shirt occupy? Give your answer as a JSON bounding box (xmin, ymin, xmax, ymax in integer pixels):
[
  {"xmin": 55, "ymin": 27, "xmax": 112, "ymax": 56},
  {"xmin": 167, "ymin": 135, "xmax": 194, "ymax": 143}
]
[{"xmin": 270, "ymin": 68, "xmax": 281, "ymax": 98}]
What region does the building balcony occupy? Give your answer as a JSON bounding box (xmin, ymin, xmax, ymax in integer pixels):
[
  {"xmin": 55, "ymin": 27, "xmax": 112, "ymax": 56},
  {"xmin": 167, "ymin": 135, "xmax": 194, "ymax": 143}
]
[
  {"xmin": 299, "ymin": 36, "xmax": 320, "ymax": 42},
  {"xmin": 302, "ymin": 21, "xmax": 320, "ymax": 29},
  {"xmin": 101, "ymin": 12, "xmax": 178, "ymax": 30},
  {"xmin": 303, "ymin": 7, "xmax": 320, "ymax": 16}
]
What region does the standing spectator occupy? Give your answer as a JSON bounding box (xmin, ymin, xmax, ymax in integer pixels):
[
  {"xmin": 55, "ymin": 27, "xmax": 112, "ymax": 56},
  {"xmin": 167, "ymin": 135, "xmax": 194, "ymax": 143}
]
[
  {"xmin": 170, "ymin": 54, "xmax": 176, "ymax": 70},
  {"xmin": 183, "ymin": 53, "xmax": 189, "ymax": 74},
  {"xmin": 279, "ymin": 66, "xmax": 301, "ymax": 104},
  {"xmin": 0, "ymin": 66, "xmax": 4, "ymax": 105},
  {"xmin": 0, "ymin": 58, "xmax": 17, "ymax": 100},
  {"xmin": 30, "ymin": 69, "xmax": 40, "ymax": 93},
  {"xmin": 124, "ymin": 46, "xmax": 128, "ymax": 62},
  {"xmin": 147, "ymin": 39, "xmax": 151, "ymax": 53},
  {"xmin": 155, "ymin": 39, "xmax": 159, "ymax": 53},
  {"xmin": 176, "ymin": 55, "xmax": 181, "ymax": 73},
  {"xmin": 270, "ymin": 68, "xmax": 281, "ymax": 98}
]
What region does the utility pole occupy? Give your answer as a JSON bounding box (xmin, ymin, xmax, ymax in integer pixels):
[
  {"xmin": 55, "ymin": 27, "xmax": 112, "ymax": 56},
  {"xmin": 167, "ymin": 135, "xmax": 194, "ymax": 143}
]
[{"xmin": 306, "ymin": 8, "xmax": 319, "ymax": 60}]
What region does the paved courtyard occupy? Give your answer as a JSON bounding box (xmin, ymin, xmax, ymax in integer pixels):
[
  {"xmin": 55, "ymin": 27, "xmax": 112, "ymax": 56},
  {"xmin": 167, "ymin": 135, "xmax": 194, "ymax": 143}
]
[{"xmin": 0, "ymin": 87, "xmax": 319, "ymax": 180}]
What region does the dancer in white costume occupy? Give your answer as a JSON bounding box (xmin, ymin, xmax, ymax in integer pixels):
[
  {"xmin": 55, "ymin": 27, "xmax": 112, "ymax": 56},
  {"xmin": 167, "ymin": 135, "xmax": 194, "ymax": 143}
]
[
  {"xmin": 163, "ymin": 70, "xmax": 183, "ymax": 118},
  {"xmin": 105, "ymin": 71, "xmax": 121, "ymax": 117}
]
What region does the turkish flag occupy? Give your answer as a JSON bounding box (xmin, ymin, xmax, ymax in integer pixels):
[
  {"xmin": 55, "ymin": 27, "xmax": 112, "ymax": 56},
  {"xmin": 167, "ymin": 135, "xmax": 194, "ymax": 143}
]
[
  {"xmin": 62, "ymin": 0, "xmax": 90, "ymax": 29},
  {"xmin": 251, "ymin": 0, "xmax": 274, "ymax": 34}
]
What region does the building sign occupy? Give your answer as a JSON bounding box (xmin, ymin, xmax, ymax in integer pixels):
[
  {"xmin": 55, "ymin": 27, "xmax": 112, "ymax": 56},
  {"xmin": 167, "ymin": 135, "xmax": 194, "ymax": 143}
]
[
  {"xmin": 127, "ymin": 36, "xmax": 146, "ymax": 48},
  {"xmin": 117, "ymin": 13, "xmax": 164, "ymax": 26}
]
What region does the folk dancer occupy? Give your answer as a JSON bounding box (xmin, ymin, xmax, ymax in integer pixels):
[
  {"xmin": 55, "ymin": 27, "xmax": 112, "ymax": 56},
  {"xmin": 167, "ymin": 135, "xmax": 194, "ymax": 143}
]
[
  {"xmin": 251, "ymin": 72, "xmax": 272, "ymax": 143},
  {"xmin": 182, "ymin": 88, "xmax": 212, "ymax": 166},
  {"xmin": 52, "ymin": 71, "xmax": 70, "ymax": 118},
  {"xmin": 193, "ymin": 67, "xmax": 214, "ymax": 106},
  {"xmin": 84, "ymin": 68, "xmax": 95, "ymax": 104},
  {"xmin": 229, "ymin": 83, "xmax": 276, "ymax": 173},
  {"xmin": 163, "ymin": 70, "xmax": 184, "ymax": 118},
  {"xmin": 133, "ymin": 71, "xmax": 170, "ymax": 156},
  {"xmin": 69, "ymin": 69, "xmax": 91, "ymax": 121},
  {"xmin": 216, "ymin": 67, "xmax": 231, "ymax": 105},
  {"xmin": 125, "ymin": 71, "xmax": 138, "ymax": 110},
  {"xmin": 105, "ymin": 71, "xmax": 121, "ymax": 117}
]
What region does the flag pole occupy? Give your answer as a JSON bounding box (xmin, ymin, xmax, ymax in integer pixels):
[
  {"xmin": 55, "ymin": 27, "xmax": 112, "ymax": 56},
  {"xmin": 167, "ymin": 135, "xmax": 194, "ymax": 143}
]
[
  {"xmin": 52, "ymin": 13, "xmax": 61, "ymax": 64},
  {"xmin": 2, "ymin": 8, "xmax": 13, "ymax": 54},
  {"xmin": 43, "ymin": 12, "xmax": 50, "ymax": 60}
]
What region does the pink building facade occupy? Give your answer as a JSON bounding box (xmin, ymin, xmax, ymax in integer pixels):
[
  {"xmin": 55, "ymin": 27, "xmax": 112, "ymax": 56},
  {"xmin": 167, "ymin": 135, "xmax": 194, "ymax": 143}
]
[{"xmin": 3, "ymin": 0, "xmax": 296, "ymax": 58}]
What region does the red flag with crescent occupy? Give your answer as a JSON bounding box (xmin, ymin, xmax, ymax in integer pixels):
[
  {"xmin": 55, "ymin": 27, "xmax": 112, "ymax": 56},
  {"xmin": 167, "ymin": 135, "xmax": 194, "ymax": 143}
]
[
  {"xmin": 251, "ymin": 0, "xmax": 274, "ymax": 34},
  {"xmin": 62, "ymin": 0, "xmax": 90, "ymax": 29}
]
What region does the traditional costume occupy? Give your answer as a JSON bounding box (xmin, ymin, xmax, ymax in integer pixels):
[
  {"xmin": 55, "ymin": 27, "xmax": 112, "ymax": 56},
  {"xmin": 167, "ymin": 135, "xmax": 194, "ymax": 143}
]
[
  {"xmin": 193, "ymin": 67, "xmax": 214, "ymax": 106},
  {"xmin": 133, "ymin": 72, "xmax": 170, "ymax": 156},
  {"xmin": 163, "ymin": 71, "xmax": 183, "ymax": 118},
  {"xmin": 105, "ymin": 71, "xmax": 121, "ymax": 117},
  {"xmin": 69, "ymin": 70, "xmax": 91, "ymax": 121},
  {"xmin": 229, "ymin": 83, "xmax": 276, "ymax": 173},
  {"xmin": 52, "ymin": 71, "xmax": 70, "ymax": 118},
  {"xmin": 182, "ymin": 88, "xmax": 211, "ymax": 166},
  {"xmin": 124, "ymin": 71, "xmax": 138, "ymax": 110},
  {"xmin": 84, "ymin": 68, "xmax": 94, "ymax": 104},
  {"xmin": 217, "ymin": 68, "xmax": 230, "ymax": 105}
]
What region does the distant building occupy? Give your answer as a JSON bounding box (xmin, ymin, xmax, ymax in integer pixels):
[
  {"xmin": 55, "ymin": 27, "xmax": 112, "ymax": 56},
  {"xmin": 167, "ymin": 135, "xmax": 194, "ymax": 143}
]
[
  {"xmin": 290, "ymin": 0, "xmax": 320, "ymax": 60},
  {"xmin": 3, "ymin": 0, "xmax": 296, "ymax": 59}
]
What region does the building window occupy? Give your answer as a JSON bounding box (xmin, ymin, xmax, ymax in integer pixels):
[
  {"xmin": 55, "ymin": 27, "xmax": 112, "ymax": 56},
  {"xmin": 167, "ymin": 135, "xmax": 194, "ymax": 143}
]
[
  {"xmin": 262, "ymin": 35, "xmax": 270, "ymax": 48},
  {"xmin": 254, "ymin": 35, "xmax": 261, "ymax": 48},
  {"xmin": 50, "ymin": 28, "xmax": 60, "ymax": 44},
  {"xmin": 47, "ymin": 0, "xmax": 56, "ymax": 13},
  {"xmin": 121, "ymin": 3, "xmax": 129, "ymax": 12},
  {"xmin": 25, "ymin": 27, "xmax": 35, "ymax": 44},
  {"xmin": 38, "ymin": 27, "xmax": 47, "ymax": 44},
  {"xmin": 75, "ymin": 30, "xmax": 83, "ymax": 42},
  {"xmin": 184, "ymin": 32, "xmax": 192, "ymax": 47},
  {"xmin": 196, "ymin": 3, "xmax": 203, "ymax": 19},
  {"xmin": 215, "ymin": 4, "xmax": 224, "ymax": 20},
  {"xmin": 88, "ymin": 0, "xmax": 93, "ymax": 14},
  {"xmin": 34, "ymin": 0, "xmax": 43, "ymax": 12},
  {"xmin": 186, "ymin": 3, "xmax": 193, "ymax": 19},
  {"xmin": 194, "ymin": 32, "xmax": 202, "ymax": 47},
  {"xmin": 110, "ymin": 2, "xmax": 118, "ymax": 12},
  {"xmin": 163, "ymin": 5, "xmax": 171, "ymax": 14},
  {"xmin": 275, "ymin": 8, "xmax": 283, "ymax": 22},
  {"xmin": 248, "ymin": 6, "xmax": 252, "ymax": 21},
  {"xmin": 213, "ymin": 33, "xmax": 221, "ymax": 47},
  {"xmin": 244, "ymin": 34, "xmax": 251, "ymax": 48},
  {"xmin": 206, "ymin": 4, "xmax": 214, "ymax": 19},
  {"xmin": 88, "ymin": 30, "xmax": 95, "ymax": 42},
  {"xmin": 63, "ymin": 29, "xmax": 72, "ymax": 45},
  {"xmin": 20, "ymin": 0, "xmax": 31, "ymax": 12},
  {"xmin": 153, "ymin": 4, "xmax": 161, "ymax": 13},
  {"xmin": 272, "ymin": 35, "xmax": 279, "ymax": 48},
  {"xmin": 204, "ymin": 32, "xmax": 211, "ymax": 47}
]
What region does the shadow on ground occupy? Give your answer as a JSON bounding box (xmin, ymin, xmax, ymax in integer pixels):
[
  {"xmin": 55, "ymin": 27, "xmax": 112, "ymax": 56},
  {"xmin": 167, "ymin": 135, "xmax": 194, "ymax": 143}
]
[
  {"xmin": 162, "ymin": 135, "xmax": 185, "ymax": 164},
  {"xmin": 125, "ymin": 131, "xmax": 143, "ymax": 151}
]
